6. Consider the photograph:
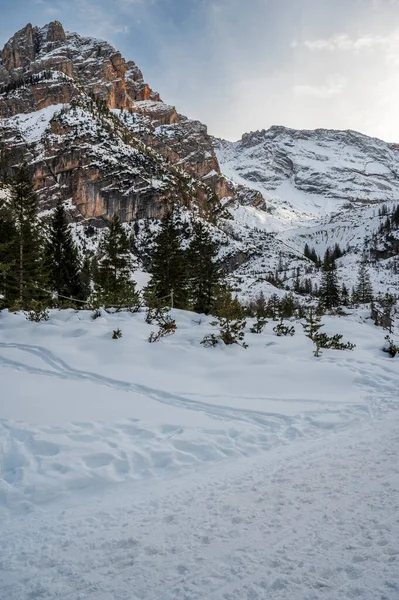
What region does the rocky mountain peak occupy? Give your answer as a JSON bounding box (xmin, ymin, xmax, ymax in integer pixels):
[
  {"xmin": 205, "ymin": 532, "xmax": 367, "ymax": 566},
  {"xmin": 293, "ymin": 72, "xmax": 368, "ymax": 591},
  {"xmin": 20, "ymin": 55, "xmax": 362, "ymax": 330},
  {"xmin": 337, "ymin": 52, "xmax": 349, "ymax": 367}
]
[
  {"xmin": 0, "ymin": 21, "xmax": 264, "ymax": 229},
  {"xmin": 0, "ymin": 21, "xmax": 160, "ymax": 118}
]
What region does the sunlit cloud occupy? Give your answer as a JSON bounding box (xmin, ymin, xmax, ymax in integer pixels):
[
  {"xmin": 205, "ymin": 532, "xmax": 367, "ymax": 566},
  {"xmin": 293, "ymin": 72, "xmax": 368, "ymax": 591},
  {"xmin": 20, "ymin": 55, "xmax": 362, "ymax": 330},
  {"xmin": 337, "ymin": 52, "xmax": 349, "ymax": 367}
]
[{"xmin": 294, "ymin": 78, "xmax": 346, "ymax": 98}]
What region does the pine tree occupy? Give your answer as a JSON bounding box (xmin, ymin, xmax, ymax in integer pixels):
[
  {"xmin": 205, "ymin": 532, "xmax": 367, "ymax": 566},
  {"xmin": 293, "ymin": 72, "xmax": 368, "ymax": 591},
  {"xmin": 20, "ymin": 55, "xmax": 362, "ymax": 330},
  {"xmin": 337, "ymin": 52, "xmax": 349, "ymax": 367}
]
[
  {"xmin": 302, "ymin": 309, "xmax": 323, "ymax": 341},
  {"xmin": 46, "ymin": 202, "xmax": 86, "ymax": 304},
  {"xmin": 0, "ymin": 199, "xmax": 17, "ymax": 307},
  {"xmin": 186, "ymin": 221, "xmax": 223, "ymax": 314},
  {"xmin": 146, "ymin": 211, "xmax": 188, "ymax": 309},
  {"xmin": 267, "ymin": 293, "xmax": 281, "ymax": 320},
  {"xmin": 80, "ymin": 255, "xmax": 93, "ymax": 301},
  {"xmin": 341, "ymin": 283, "xmax": 349, "ymax": 306},
  {"xmin": 94, "ymin": 215, "xmax": 139, "ymax": 310},
  {"xmin": 319, "ymin": 259, "xmax": 340, "ymax": 310},
  {"xmin": 354, "ymin": 261, "xmax": 373, "ymax": 304},
  {"xmin": 254, "ymin": 291, "xmax": 267, "ymax": 317},
  {"xmin": 7, "ymin": 167, "xmax": 48, "ymax": 309}
]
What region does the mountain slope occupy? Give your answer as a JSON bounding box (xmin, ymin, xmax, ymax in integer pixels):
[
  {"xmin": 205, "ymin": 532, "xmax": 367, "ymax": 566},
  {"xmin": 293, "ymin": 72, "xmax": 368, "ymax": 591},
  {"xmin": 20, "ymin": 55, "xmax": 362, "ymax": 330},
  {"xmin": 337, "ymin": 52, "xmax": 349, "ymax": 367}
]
[
  {"xmin": 0, "ymin": 22, "xmax": 398, "ymax": 298},
  {"xmin": 216, "ymin": 126, "xmax": 399, "ymax": 218},
  {"xmin": 215, "ymin": 128, "xmax": 399, "ymax": 298},
  {"xmin": 0, "ymin": 21, "xmax": 262, "ymax": 225}
]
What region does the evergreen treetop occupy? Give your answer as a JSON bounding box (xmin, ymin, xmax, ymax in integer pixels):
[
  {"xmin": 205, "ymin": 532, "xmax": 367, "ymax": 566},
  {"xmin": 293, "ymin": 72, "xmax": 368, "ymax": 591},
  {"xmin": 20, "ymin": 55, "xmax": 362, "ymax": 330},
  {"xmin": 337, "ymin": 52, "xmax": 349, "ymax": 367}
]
[
  {"xmin": 46, "ymin": 202, "xmax": 86, "ymax": 304},
  {"xmin": 94, "ymin": 214, "xmax": 139, "ymax": 311}
]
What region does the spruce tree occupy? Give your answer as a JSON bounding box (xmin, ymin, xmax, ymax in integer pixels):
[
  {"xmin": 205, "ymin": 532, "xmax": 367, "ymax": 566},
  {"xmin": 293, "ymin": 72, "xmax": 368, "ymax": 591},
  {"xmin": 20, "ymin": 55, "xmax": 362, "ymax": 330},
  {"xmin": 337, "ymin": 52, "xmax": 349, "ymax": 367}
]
[
  {"xmin": 7, "ymin": 167, "xmax": 48, "ymax": 309},
  {"xmin": 0, "ymin": 200, "xmax": 17, "ymax": 307},
  {"xmin": 341, "ymin": 283, "xmax": 349, "ymax": 306},
  {"xmin": 354, "ymin": 261, "xmax": 373, "ymax": 304},
  {"xmin": 186, "ymin": 221, "xmax": 223, "ymax": 314},
  {"xmin": 94, "ymin": 215, "xmax": 139, "ymax": 310},
  {"xmin": 146, "ymin": 211, "xmax": 188, "ymax": 309},
  {"xmin": 254, "ymin": 291, "xmax": 267, "ymax": 317},
  {"xmin": 46, "ymin": 202, "xmax": 86, "ymax": 304},
  {"xmin": 319, "ymin": 259, "xmax": 340, "ymax": 310},
  {"xmin": 302, "ymin": 309, "xmax": 323, "ymax": 341}
]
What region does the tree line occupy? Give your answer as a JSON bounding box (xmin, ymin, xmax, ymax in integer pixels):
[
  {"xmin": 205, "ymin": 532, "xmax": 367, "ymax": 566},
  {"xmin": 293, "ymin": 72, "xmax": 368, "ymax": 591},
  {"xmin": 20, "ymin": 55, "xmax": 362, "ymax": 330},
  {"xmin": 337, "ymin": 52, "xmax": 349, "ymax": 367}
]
[{"xmin": 0, "ymin": 167, "xmax": 231, "ymax": 317}]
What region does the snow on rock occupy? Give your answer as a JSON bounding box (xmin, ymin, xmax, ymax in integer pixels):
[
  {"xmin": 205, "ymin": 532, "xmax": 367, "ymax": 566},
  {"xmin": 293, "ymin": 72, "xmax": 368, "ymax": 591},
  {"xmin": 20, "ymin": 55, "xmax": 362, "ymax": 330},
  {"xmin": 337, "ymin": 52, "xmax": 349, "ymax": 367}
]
[
  {"xmin": 216, "ymin": 127, "xmax": 399, "ymax": 299},
  {"xmin": 1, "ymin": 104, "xmax": 64, "ymax": 142}
]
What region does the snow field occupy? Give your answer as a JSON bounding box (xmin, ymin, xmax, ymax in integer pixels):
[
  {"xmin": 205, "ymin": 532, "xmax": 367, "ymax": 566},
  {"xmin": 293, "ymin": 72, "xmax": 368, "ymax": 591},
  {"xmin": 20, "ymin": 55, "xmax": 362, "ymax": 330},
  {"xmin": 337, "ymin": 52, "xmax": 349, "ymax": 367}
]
[
  {"xmin": 0, "ymin": 308, "xmax": 398, "ymax": 515},
  {"xmin": 1, "ymin": 400, "xmax": 399, "ymax": 600}
]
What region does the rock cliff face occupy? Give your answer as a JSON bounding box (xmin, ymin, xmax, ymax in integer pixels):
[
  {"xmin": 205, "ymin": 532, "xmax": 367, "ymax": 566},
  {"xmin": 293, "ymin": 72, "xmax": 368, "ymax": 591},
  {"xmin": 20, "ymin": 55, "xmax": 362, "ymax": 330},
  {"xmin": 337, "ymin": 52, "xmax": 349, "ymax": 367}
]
[
  {"xmin": 0, "ymin": 22, "xmax": 159, "ymax": 117},
  {"xmin": 0, "ymin": 21, "xmax": 264, "ymax": 223}
]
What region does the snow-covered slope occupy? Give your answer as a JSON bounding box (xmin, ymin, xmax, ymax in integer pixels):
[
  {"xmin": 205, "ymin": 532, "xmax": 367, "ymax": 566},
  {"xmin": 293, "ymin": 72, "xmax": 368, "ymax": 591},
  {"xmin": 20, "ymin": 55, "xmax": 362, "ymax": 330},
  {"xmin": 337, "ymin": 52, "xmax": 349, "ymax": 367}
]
[
  {"xmin": 215, "ymin": 128, "xmax": 399, "ymax": 298},
  {"xmin": 216, "ymin": 127, "xmax": 399, "ymax": 217},
  {"xmin": 1, "ymin": 308, "xmax": 399, "ymax": 599}
]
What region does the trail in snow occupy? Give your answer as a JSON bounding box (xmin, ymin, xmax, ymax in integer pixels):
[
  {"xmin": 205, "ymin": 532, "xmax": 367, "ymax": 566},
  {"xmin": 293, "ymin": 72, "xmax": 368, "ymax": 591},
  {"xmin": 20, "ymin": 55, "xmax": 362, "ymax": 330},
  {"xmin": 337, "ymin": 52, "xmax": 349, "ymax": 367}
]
[
  {"xmin": 0, "ymin": 341, "xmax": 383, "ymax": 426},
  {"xmin": 0, "ymin": 309, "xmax": 398, "ymax": 599},
  {"xmin": 1, "ymin": 408, "xmax": 399, "ymax": 600}
]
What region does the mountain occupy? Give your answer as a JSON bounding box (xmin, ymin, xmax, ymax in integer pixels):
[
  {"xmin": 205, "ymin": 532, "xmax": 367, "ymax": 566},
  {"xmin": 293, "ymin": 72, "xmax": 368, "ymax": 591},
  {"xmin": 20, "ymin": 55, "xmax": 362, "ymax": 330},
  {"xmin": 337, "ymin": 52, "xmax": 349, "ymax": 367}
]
[
  {"xmin": 0, "ymin": 21, "xmax": 263, "ymax": 225},
  {"xmin": 215, "ymin": 128, "xmax": 399, "ymax": 298},
  {"xmin": 0, "ymin": 22, "xmax": 398, "ymax": 299},
  {"xmin": 216, "ymin": 126, "xmax": 399, "ymax": 216}
]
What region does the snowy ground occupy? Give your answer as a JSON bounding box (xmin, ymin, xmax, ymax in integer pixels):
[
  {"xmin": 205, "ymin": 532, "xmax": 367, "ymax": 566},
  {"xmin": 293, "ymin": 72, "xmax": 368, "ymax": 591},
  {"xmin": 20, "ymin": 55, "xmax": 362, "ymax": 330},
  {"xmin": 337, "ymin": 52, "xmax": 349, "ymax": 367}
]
[{"xmin": 1, "ymin": 308, "xmax": 399, "ymax": 599}]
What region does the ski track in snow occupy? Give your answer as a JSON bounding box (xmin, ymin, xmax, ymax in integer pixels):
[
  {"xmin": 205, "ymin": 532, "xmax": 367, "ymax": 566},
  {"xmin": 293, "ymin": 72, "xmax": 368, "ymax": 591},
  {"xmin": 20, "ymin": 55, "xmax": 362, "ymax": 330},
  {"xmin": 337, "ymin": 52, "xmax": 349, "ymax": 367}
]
[
  {"xmin": 1, "ymin": 408, "xmax": 399, "ymax": 600},
  {"xmin": 1, "ymin": 312, "xmax": 399, "ymax": 600}
]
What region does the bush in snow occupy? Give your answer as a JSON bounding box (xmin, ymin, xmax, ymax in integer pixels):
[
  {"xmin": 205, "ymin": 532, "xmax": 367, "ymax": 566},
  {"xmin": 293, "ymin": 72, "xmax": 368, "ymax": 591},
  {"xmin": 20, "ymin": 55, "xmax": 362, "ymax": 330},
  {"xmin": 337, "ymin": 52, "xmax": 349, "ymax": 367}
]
[
  {"xmin": 250, "ymin": 316, "xmax": 267, "ymax": 334},
  {"xmin": 91, "ymin": 307, "xmax": 102, "ymax": 320},
  {"xmin": 201, "ymin": 333, "xmax": 220, "ymax": 348},
  {"xmin": 302, "ymin": 310, "xmax": 355, "ymax": 356},
  {"xmin": 201, "ymin": 313, "xmax": 248, "ymax": 349},
  {"xmin": 148, "ymin": 310, "xmax": 177, "ymax": 343},
  {"xmin": 383, "ymin": 335, "xmax": 398, "ymax": 358},
  {"xmin": 25, "ymin": 302, "xmax": 50, "ymax": 323},
  {"xmin": 145, "ymin": 305, "xmax": 170, "ymax": 325},
  {"xmin": 112, "ymin": 328, "xmax": 122, "ymax": 339},
  {"xmin": 313, "ymin": 333, "xmax": 356, "ymax": 352},
  {"xmin": 273, "ymin": 318, "xmax": 295, "ymax": 337}
]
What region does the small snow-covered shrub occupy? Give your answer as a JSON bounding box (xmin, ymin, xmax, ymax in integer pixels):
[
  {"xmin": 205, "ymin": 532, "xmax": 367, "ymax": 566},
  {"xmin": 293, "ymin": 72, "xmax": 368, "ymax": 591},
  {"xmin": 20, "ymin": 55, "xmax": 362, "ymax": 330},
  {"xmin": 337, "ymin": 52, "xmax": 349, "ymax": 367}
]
[
  {"xmin": 383, "ymin": 335, "xmax": 398, "ymax": 358},
  {"xmin": 314, "ymin": 333, "xmax": 356, "ymax": 351},
  {"xmin": 250, "ymin": 316, "xmax": 267, "ymax": 334},
  {"xmin": 201, "ymin": 333, "xmax": 219, "ymax": 347},
  {"xmin": 202, "ymin": 316, "xmax": 248, "ymax": 349},
  {"xmin": 25, "ymin": 302, "xmax": 49, "ymax": 323},
  {"xmin": 112, "ymin": 328, "xmax": 122, "ymax": 339},
  {"xmin": 273, "ymin": 319, "xmax": 295, "ymax": 337},
  {"xmin": 148, "ymin": 312, "xmax": 176, "ymax": 343},
  {"xmin": 312, "ymin": 332, "xmax": 355, "ymax": 357},
  {"xmin": 145, "ymin": 306, "xmax": 169, "ymax": 325}
]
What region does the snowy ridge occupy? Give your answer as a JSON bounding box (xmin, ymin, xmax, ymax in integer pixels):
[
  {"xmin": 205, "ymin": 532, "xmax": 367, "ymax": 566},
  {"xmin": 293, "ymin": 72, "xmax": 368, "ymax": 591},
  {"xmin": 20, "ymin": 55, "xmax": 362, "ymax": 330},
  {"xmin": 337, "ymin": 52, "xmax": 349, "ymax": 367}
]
[{"xmin": 215, "ymin": 127, "xmax": 399, "ymax": 298}]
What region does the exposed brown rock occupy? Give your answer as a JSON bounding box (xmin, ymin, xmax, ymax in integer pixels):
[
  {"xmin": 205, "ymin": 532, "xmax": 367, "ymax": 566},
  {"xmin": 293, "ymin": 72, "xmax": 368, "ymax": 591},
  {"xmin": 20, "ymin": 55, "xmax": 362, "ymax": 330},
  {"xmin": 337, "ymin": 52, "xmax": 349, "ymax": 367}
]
[{"xmin": 0, "ymin": 21, "xmax": 266, "ymax": 224}]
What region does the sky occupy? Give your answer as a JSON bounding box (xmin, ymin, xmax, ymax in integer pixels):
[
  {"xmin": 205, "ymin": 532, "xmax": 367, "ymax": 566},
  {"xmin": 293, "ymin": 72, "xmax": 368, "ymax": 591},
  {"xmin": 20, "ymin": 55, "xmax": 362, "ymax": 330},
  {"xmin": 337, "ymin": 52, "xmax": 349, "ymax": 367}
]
[{"xmin": 1, "ymin": 0, "xmax": 399, "ymax": 141}]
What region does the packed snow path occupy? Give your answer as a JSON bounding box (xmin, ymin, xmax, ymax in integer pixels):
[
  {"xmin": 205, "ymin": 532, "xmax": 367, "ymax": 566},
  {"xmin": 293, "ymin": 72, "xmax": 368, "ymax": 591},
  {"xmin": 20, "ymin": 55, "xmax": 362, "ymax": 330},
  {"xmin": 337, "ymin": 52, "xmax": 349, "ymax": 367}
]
[{"xmin": 2, "ymin": 408, "xmax": 399, "ymax": 600}]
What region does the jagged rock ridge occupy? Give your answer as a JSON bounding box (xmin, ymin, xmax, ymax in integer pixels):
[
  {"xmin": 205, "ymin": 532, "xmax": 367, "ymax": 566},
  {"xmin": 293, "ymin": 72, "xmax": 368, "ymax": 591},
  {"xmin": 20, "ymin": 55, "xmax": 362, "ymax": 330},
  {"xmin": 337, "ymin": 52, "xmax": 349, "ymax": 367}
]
[{"xmin": 0, "ymin": 21, "xmax": 264, "ymax": 223}]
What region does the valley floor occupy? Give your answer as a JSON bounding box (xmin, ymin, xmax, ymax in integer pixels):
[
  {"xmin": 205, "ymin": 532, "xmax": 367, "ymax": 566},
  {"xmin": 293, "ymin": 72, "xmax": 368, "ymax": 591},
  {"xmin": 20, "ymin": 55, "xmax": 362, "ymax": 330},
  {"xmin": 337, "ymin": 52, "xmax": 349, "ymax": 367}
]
[{"xmin": 1, "ymin": 309, "xmax": 398, "ymax": 599}]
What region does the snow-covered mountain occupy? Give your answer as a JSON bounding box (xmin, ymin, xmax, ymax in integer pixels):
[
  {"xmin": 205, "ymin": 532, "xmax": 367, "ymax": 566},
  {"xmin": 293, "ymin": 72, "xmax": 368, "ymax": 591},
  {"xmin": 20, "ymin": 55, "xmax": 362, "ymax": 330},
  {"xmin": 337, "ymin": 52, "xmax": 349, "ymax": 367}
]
[
  {"xmin": 216, "ymin": 126, "xmax": 399, "ymax": 216},
  {"xmin": 215, "ymin": 128, "xmax": 399, "ymax": 298},
  {"xmin": 0, "ymin": 21, "xmax": 398, "ymax": 299},
  {"xmin": 0, "ymin": 21, "xmax": 262, "ymax": 227}
]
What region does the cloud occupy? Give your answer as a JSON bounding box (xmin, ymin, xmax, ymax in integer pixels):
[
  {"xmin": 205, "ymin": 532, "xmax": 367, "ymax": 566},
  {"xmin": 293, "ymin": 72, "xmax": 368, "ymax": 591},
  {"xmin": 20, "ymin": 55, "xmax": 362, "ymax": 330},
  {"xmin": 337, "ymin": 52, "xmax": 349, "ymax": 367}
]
[
  {"xmin": 295, "ymin": 32, "xmax": 393, "ymax": 52},
  {"xmin": 44, "ymin": 6, "xmax": 62, "ymax": 17},
  {"xmin": 294, "ymin": 78, "xmax": 346, "ymax": 98}
]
